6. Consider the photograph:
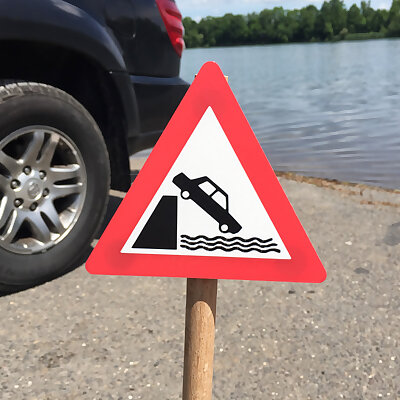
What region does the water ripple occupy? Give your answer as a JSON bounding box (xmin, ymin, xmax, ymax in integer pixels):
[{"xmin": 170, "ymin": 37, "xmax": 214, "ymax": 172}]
[{"xmin": 181, "ymin": 40, "xmax": 400, "ymax": 189}]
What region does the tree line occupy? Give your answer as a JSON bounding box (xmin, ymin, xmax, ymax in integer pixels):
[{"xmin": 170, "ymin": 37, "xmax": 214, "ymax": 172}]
[{"xmin": 183, "ymin": 0, "xmax": 400, "ymax": 47}]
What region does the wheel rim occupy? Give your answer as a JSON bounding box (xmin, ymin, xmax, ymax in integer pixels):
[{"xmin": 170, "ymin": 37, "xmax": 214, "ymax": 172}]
[{"xmin": 0, "ymin": 126, "xmax": 87, "ymax": 254}]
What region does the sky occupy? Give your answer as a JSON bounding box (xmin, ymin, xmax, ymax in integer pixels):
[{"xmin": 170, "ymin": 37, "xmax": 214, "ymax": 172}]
[{"xmin": 178, "ymin": 0, "xmax": 393, "ymax": 20}]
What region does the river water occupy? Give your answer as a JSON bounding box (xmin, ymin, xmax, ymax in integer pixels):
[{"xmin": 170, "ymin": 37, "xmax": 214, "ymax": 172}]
[{"xmin": 180, "ymin": 39, "xmax": 400, "ymax": 189}]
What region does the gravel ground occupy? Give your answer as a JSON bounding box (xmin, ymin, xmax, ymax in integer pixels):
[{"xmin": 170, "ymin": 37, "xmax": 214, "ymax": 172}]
[{"xmin": 1, "ymin": 160, "xmax": 399, "ymax": 399}]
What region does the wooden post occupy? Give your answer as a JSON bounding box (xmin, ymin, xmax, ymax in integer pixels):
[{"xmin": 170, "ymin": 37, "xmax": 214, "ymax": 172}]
[
  {"xmin": 182, "ymin": 278, "xmax": 218, "ymax": 400},
  {"xmin": 182, "ymin": 74, "xmax": 227, "ymax": 400}
]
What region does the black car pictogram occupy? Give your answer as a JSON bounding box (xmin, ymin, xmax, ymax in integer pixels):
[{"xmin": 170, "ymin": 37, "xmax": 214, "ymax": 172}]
[{"xmin": 173, "ymin": 173, "xmax": 242, "ymax": 234}]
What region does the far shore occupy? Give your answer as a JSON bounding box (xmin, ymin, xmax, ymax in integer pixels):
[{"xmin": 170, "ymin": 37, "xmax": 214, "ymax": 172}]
[
  {"xmin": 184, "ymin": 36, "xmax": 399, "ymax": 51},
  {"xmin": 129, "ymin": 155, "xmax": 400, "ymax": 208}
]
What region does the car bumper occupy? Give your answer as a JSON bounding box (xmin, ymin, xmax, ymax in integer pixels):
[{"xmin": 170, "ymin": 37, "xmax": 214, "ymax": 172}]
[{"xmin": 127, "ymin": 74, "xmax": 189, "ymax": 154}]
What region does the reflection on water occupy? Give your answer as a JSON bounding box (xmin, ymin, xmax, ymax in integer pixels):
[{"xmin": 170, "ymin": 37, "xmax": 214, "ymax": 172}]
[{"xmin": 181, "ymin": 39, "xmax": 400, "ymax": 189}]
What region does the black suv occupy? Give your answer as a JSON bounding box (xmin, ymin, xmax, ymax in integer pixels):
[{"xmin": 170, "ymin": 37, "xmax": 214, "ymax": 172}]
[{"xmin": 0, "ymin": 0, "xmax": 189, "ymax": 293}]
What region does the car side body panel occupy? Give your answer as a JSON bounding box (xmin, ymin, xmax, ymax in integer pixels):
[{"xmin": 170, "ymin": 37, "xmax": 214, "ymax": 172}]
[
  {"xmin": 0, "ymin": 0, "xmax": 189, "ymax": 189},
  {"xmin": 0, "ymin": 0, "xmax": 126, "ymax": 71},
  {"xmin": 0, "ymin": 0, "xmax": 141, "ymax": 137}
]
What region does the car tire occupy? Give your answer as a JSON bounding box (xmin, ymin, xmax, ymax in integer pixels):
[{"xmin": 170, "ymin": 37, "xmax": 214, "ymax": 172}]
[{"xmin": 0, "ymin": 82, "xmax": 110, "ymax": 294}]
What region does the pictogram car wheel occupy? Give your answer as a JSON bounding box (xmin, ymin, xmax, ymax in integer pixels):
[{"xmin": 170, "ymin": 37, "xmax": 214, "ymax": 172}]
[
  {"xmin": 219, "ymin": 224, "xmax": 229, "ymax": 233},
  {"xmin": 181, "ymin": 190, "xmax": 190, "ymax": 199}
]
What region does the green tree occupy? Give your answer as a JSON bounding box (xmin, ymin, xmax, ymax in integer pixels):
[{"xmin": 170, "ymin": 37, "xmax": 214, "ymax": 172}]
[
  {"xmin": 316, "ymin": 0, "xmax": 347, "ymax": 39},
  {"xmin": 258, "ymin": 9, "xmax": 277, "ymax": 42},
  {"xmin": 347, "ymin": 4, "xmax": 365, "ymax": 33},
  {"xmin": 197, "ymin": 16, "xmax": 220, "ymax": 46},
  {"xmin": 269, "ymin": 7, "xmax": 287, "ymax": 42},
  {"xmin": 182, "ymin": 17, "xmax": 203, "ymax": 48},
  {"xmin": 388, "ymin": 0, "xmax": 400, "ymax": 36},
  {"xmin": 327, "ymin": 0, "xmax": 347, "ymax": 34},
  {"xmin": 361, "ymin": 1, "xmax": 375, "ymax": 31},
  {"xmin": 182, "ymin": 0, "xmax": 400, "ymax": 48},
  {"xmin": 324, "ymin": 21, "xmax": 334, "ymax": 39},
  {"xmin": 285, "ymin": 9, "xmax": 302, "ymax": 42},
  {"xmin": 299, "ymin": 5, "xmax": 319, "ymax": 41},
  {"xmin": 373, "ymin": 9, "xmax": 389, "ymax": 32},
  {"xmin": 217, "ymin": 14, "xmax": 249, "ymax": 45},
  {"xmin": 246, "ymin": 12, "xmax": 263, "ymax": 43}
]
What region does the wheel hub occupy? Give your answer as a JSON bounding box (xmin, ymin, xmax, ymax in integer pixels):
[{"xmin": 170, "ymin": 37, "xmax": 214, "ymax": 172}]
[
  {"xmin": 14, "ymin": 170, "xmax": 46, "ymax": 206},
  {"xmin": 27, "ymin": 180, "xmax": 41, "ymax": 200}
]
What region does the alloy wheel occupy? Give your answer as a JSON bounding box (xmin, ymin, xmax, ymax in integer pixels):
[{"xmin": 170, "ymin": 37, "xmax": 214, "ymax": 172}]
[{"xmin": 0, "ymin": 126, "xmax": 87, "ymax": 254}]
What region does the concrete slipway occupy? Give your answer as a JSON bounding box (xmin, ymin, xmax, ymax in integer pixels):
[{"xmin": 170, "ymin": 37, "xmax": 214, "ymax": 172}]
[{"xmin": 0, "ymin": 158, "xmax": 399, "ymax": 399}]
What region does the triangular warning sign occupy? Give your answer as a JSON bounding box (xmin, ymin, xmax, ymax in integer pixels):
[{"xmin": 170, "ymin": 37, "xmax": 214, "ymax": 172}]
[{"xmin": 86, "ymin": 62, "xmax": 326, "ymax": 283}]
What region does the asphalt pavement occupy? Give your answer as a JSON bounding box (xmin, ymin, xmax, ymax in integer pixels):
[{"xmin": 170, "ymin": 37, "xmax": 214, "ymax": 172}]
[{"xmin": 1, "ymin": 159, "xmax": 399, "ymax": 399}]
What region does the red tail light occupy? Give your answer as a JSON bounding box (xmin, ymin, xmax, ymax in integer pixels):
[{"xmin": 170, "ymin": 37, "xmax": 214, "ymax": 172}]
[{"xmin": 156, "ymin": 0, "xmax": 185, "ymax": 57}]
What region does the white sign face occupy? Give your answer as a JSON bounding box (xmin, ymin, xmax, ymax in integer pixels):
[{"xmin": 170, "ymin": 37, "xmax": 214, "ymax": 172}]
[{"xmin": 122, "ymin": 107, "xmax": 290, "ymax": 260}]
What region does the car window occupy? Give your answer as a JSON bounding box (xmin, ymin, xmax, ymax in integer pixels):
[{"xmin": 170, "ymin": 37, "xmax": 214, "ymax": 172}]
[
  {"xmin": 199, "ymin": 181, "xmax": 216, "ymax": 195},
  {"xmin": 211, "ymin": 191, "xmax": 227, "ymax": 209}
]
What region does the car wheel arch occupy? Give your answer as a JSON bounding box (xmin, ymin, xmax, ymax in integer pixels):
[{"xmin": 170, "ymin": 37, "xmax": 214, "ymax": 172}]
[{"xmin": 0, "ymin": 40, "xmax": 139, "ymax": 191}]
